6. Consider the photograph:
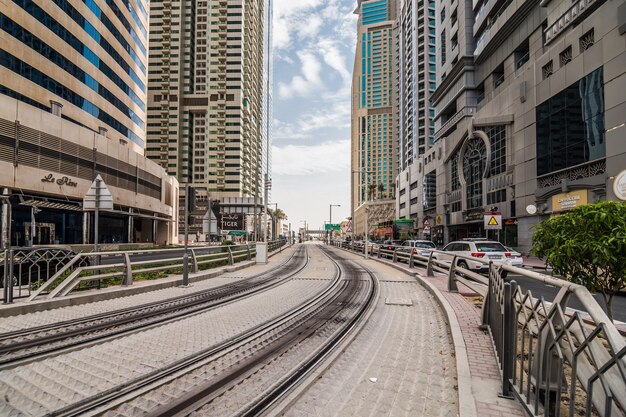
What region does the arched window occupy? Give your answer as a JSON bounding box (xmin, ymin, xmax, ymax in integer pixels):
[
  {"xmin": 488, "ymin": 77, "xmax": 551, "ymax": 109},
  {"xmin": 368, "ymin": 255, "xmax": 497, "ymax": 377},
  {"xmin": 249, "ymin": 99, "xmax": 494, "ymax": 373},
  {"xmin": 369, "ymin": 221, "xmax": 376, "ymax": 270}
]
[{"xmin": 463, "ymin": 138, "xmax": 486, "ymax": 209}]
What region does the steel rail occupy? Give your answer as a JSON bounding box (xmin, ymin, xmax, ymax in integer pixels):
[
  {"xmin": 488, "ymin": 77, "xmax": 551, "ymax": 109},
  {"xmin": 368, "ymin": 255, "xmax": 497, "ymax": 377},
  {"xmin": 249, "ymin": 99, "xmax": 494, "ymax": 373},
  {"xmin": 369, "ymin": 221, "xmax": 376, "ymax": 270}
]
[
  {"xmin": 140, "ymin": 246, "xmax": 376, "ymax": 417},
  {"xmin": 0, "ymin": 246, "xmax": 308, "ymax": 369},
  {"xmin": 236, "ymin": 246, "xmax": 379, "ymax": 417},
  {"xmin": 44, "ymin": 245, "xmax": 342, "ymax": 417}
]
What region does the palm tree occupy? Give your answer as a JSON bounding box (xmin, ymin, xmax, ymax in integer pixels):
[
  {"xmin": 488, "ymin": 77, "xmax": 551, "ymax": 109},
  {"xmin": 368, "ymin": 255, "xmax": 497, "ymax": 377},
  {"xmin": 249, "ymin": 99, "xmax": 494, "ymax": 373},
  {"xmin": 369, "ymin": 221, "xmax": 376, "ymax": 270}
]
[
  {"xmin": 378, "ymin": 183, "xmax": 385, "ymax": 199},
  {"xmin": 368, "ymin": 184, "xmax": 377, "ymax": 200}
]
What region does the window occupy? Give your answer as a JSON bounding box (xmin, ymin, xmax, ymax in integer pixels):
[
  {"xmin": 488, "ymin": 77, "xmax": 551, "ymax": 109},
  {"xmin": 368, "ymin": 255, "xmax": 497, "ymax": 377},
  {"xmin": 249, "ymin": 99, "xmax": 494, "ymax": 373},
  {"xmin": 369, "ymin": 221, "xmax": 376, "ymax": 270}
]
[
  {"xmin": 487, "ymin": 125, "xmax": 506, "ymax": 176},
  {"xmin": 423, "ymin": 171, "xmax": 436, "ymax": 209},
  {"xmin": 450, "ymin": 152, "xmax": 460, "ymax": 190},
  {"xmin": 463, "ymin": 138, "xmax": 486, "ymax": 209},
  {"xmin": 536, "ymin": 68, "xmax": 605, "ymax": 176}
]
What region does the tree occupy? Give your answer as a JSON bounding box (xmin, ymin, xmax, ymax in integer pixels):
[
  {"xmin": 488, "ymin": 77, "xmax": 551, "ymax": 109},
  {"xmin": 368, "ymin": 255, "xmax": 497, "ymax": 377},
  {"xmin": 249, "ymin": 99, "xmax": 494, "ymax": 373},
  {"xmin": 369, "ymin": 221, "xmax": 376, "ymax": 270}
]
[
  {"xmin": 378, "ymin": 183, "xmax": 385, "ymax": 199},
  {"xmin": 368, "ymin": 184, "xmax": 377, "ymax": 200},
  {"xmin": 531, "ymin": 201, "xmax": 626, "ymax": 322}
]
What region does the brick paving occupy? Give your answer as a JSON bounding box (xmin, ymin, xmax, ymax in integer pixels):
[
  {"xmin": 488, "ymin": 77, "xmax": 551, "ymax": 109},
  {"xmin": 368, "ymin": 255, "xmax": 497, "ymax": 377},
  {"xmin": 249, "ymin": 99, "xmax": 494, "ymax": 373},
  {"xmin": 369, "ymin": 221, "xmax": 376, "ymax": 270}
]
[{"xmin": 425, "ymin": 275, "xmax": 525, "ymax": 417}]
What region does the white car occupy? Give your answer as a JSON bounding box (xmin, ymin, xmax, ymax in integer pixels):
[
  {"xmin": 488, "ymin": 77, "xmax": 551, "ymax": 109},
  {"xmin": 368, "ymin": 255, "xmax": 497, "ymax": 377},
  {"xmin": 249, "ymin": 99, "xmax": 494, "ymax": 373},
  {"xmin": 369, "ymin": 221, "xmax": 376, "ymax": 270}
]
[
  {"xmin": 401, "ymin": 240, "xmax": 437, "ymax": 257},
  {"xmin": 505, "ymin": 246, "xmax": 524, "ymax": 267},
  {"xmin": 433, "ymin": 240, "xmax": 521, "ymax": 273}
]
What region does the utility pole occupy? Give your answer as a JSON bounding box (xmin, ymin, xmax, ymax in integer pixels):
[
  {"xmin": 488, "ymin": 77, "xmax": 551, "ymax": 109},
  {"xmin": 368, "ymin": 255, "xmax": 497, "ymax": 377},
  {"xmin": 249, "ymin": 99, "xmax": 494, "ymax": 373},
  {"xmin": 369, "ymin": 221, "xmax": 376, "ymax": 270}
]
[{"xmin": 182, "ymin": 184, "xmax": 190, "ymax": 286}]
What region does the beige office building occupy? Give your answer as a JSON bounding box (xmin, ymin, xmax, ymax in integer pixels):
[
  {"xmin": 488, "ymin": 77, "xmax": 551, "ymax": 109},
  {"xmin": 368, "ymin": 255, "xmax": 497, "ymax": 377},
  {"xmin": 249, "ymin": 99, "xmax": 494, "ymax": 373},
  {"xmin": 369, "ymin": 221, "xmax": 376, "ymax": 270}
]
[
  {"xmin": 351, "ymin": 0, "xmax": 398, "ymax": 239},
  {"xmin": 0, "ymin": 0, "xmax": 179, "ymax": 246},
  {"xmin": 147, "ymin": 0, "xmax": 269, "ymax": 237}
]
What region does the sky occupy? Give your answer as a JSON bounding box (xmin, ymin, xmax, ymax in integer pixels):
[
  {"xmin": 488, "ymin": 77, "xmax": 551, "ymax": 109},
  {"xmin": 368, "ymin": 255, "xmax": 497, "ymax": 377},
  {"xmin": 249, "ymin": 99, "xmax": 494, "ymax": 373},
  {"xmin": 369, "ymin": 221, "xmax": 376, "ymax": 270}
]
[{"xmin": 270, "ymin": 0, "xmax": 357, "ymax": 233}]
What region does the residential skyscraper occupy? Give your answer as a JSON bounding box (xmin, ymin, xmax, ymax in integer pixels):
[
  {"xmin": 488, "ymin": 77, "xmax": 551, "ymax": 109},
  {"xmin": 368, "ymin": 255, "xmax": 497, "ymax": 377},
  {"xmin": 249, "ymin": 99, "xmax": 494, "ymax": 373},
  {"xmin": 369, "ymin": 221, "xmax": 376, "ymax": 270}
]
[
  {"xmin": 147, "ymin": 1, "xmax": 269, "ymax": 217},
  {"xmin": 394, "ymin": 0, "xmax": 438, "ymax": 236},
  {"xmin": 0, "ymin": 0, "xmax": 148, "ymax": 152},
  {"xmin": 396, "ymin": 0, "xmax": 437, "ymax": 171},
  {"xmin": 351, "ymin": 0, "xmax": 398, "ymax": 239}
]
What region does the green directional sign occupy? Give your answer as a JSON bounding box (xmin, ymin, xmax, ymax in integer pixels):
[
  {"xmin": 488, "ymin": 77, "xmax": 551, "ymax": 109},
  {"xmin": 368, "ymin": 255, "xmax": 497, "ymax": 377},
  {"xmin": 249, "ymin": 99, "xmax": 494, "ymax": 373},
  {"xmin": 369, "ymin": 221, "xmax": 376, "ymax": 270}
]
[{"xmin": 324, "ymin": 224, "xmax": 341, "ymax": 231}]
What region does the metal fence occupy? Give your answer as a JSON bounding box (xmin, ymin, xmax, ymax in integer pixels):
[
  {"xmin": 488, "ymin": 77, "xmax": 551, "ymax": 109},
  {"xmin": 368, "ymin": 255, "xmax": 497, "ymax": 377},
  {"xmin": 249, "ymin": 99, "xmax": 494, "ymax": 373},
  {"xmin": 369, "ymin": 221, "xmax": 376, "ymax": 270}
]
[
  {"xmin": 1, "ymin": 241, "xmax": 287, "ymax": 303},
  {"xmin": 334, "ymin": 241, "xmax": 626, "ymax": 417}
]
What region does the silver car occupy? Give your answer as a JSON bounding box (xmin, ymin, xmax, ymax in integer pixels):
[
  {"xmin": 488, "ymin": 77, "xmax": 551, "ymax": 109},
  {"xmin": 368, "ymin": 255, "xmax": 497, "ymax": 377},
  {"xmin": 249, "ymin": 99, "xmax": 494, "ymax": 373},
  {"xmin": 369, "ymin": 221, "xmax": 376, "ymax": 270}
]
[{"xmin": 401, "ymin": 240, "xmax": 436, "ymax": 257}]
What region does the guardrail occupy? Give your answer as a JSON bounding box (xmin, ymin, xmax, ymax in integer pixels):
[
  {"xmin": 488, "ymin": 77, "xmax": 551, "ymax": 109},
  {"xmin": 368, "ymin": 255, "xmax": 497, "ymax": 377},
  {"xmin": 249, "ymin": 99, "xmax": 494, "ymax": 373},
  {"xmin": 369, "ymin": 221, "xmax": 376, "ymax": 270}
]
[
  {"xmin": 1, "ymin": 241, "xmax": 287, "ymax": 303},
  {"xmin": 333, "ymin": 242, "xmax": 626, "ymax": 417}
]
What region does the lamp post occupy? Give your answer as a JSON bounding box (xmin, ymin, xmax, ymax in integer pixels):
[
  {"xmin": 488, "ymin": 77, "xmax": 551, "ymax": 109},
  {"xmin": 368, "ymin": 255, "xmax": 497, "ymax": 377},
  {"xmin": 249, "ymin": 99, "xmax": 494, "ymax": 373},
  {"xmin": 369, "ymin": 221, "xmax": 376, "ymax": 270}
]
[{"xmin": 329, "ymin": 204, "xmax": 340, "ymax": 244}]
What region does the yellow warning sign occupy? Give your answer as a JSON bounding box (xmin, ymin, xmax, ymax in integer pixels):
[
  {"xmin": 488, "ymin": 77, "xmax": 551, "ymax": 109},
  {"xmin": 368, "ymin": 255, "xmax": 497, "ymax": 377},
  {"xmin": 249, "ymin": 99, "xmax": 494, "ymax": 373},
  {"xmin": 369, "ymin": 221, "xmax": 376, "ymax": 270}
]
[{"xmin": 484, "ymin": 212, "xmax": 502, "ymax": 230}]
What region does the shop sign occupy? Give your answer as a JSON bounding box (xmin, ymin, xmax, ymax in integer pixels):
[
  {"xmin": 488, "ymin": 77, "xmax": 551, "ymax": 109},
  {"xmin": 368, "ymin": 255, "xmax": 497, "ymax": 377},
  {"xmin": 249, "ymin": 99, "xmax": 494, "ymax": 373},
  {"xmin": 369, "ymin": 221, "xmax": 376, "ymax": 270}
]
[
  {"xmin": 613, "ymin": 169, "xmax": 626, "ymax": 201},
  {"xmin": 551, "ymin": 190, "xmax": 588, "ymax": 211},
  {"xmin": 464, "ymin": 209, "xmax": 484, "ymax": 222},
  {"xmin": 220, "ymin": 212, "xmax": 243, "ymax": 230},
  {"xmin": 504, "ymin": 218, "xmax": 517, "ymax": 226},
  {"xmin": 41, "ymin": 173, "xmax": 77, "ymax": 187},
  {"xmin": 435, "ymin": 213, "xmax": 444, "ymax": 226}
]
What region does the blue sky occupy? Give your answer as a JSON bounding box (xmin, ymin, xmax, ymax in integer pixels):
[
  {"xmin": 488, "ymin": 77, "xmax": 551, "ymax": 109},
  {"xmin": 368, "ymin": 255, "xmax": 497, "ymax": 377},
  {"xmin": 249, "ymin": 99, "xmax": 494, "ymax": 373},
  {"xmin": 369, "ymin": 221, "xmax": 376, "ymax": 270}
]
[{"xmin": 271, "ymin": 0, "xmax": 357, "ymax": 232}]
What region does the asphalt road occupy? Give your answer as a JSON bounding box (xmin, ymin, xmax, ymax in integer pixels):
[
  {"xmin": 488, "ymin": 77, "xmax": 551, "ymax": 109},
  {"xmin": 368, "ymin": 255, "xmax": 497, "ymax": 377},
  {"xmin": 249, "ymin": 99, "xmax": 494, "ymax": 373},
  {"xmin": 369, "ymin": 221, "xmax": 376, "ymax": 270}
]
[{"xmin": 505, "ymin": 273, "xmax": 626, "ymax": 323}]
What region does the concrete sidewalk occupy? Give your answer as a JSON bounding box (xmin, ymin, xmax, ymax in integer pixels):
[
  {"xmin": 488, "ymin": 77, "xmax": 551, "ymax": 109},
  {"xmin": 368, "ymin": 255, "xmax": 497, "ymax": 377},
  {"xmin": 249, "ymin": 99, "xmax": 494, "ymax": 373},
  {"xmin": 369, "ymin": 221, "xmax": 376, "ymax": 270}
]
[{"xmin": 362, "ymin": 253, "xmax": 526, "ymax": 417}]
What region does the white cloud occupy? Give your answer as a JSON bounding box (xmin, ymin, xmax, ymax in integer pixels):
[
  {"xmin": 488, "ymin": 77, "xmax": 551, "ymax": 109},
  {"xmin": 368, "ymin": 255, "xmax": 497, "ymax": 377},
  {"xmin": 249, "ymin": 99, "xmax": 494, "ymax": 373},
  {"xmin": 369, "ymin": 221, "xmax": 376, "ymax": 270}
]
[
  {"xmin": 273, "ymin": 140, "xmax": 350, "ymax": 175},
  {"xmin": 278, "ymin": 52, "xmax": 323, "ymax": 99}
]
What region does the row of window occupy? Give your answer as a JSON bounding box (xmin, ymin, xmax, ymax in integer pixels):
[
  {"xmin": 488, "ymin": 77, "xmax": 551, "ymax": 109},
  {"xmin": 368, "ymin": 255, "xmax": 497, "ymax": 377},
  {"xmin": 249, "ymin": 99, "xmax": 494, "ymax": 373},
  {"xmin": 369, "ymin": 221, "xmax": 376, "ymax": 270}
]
[
  {"xmin": 13, "ymin": 0, "xmax": 146, "ymax": 91},
  {"xmin": 1, "ymin": 15, "xmax": 144, "ymax": 127},
  {"xmin": 0, "ymin": 50, "xmax": 144, "ymax": 147}
]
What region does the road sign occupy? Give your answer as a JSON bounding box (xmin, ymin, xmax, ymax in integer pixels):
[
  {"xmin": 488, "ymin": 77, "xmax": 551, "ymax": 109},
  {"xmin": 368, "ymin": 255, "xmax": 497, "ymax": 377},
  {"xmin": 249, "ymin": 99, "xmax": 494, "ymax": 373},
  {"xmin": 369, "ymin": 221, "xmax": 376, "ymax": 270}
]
[
  {"xmin": 324, "ymin": 224, "xmax": 340, "ymax": 231},
  {"xmin": 484, "ymin": 212, "xmax": 502, "ymax": 230},
  {"xmin": 83, "ymin": 175, "xmax": 113, "ymax": 210}
]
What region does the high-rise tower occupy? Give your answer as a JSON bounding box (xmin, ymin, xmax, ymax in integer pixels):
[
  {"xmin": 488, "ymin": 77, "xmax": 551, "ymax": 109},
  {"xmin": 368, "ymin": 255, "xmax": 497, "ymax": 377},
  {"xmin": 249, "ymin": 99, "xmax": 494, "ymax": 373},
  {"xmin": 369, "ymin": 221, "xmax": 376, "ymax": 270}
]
[
  {"xmin": 351, "ymin": 0, "xmax": 398, "ymax": 238},
  {"xmin": 147, "ymin": 0, "xmax": 269, "ymax": 208}
]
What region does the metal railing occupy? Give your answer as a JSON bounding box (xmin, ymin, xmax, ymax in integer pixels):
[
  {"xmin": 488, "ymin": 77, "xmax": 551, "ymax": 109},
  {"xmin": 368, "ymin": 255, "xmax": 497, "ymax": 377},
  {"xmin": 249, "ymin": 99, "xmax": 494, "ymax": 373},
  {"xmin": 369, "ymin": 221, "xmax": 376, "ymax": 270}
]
[
  {"xmin": 333, "ymin": 242, "xmax": 626, "ymax": 417},
  {"xmin": 2, "ymin": 241, "xmax": 287, "ymax": 303}
]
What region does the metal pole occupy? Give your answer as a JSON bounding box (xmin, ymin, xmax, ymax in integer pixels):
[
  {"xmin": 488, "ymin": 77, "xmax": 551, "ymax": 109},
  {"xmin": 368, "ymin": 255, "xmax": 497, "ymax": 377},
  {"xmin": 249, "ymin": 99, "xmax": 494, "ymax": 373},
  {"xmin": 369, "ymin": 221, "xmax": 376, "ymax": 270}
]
[
  {"xmin": 30, "ymin": 206, "xmax": 36, "ymax": 247},
  {"xmin": 263, "ymin": 173, "xmax": 269, "ymax": 242},
  {"xmin": 365, "ymin": 208, "xmax": 369, "ymax": 259},
  {"xmin": 289, "ymin": 222, "xmax": 291, "ymax": 244},
  {"xmin": 182, "ymin": 184, "xmax": 189, "ymax": 286},
  {"xmin": 207, "ymin": 196, "xmax": 212, "ymax": 243},
  {"xmin": 94, "ymin": 178, "xmax": 100, "ymax": 253}
]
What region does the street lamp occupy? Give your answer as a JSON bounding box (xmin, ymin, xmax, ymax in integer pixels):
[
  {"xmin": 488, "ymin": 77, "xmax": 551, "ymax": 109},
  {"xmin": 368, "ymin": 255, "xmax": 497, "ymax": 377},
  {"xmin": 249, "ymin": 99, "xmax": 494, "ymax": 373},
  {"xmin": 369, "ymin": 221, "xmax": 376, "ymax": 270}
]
[{"xmin": 329, "ymin": 204, "xmax": 340, "ymax": 244}]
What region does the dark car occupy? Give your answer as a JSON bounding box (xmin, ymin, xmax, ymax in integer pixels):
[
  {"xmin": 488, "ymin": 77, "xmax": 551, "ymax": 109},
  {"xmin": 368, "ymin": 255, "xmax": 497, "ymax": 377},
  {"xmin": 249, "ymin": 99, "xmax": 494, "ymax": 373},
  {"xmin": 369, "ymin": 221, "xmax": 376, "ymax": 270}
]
[
  {"xmin": 380, "ymin": 239, "xmax": 405, "ymax": 257},
  {"xmin": 1, "ymin": 248, "xmax": 88, "ymax": 287}
]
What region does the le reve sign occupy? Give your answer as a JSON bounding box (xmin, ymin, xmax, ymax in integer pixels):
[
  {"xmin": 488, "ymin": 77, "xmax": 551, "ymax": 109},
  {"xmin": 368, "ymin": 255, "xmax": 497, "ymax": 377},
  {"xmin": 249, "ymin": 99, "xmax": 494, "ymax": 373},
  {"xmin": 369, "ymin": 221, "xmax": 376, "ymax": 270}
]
[{"xmin": 41, "ymin": 174, "xmax": 78, "ymax": 187}]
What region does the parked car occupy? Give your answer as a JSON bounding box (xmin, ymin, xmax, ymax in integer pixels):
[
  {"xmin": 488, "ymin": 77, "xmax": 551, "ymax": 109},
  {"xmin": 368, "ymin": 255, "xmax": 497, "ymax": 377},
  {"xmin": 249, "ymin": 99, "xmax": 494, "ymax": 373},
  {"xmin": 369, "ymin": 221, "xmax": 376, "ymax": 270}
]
[
  {"xmin": 432, "ymin": 239, "xmax": 518, "ymax": 275},
  {"xmin": 401, "ymin": 240, "xmax": 437, "ymax": 257},
  {"xmin": 505, "ymin": 246, "xmax": 524, "ymax": 267},
  {"xmin": 0, "ymin": 248, "xmax": 87, "ymax": 287},
  {"xmin": 380, "ymin": 239, "xmax": 405, "ymax": 257}
]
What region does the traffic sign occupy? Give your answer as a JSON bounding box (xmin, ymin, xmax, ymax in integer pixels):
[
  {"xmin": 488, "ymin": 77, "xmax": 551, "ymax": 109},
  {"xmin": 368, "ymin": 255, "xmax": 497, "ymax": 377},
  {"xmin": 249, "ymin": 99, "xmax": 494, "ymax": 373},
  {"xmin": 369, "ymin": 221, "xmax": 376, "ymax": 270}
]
[
  {"xmin": 325, "ymin": 224, "xmax": 340, "ymax": 231},
  {"xmin": 83, "ymin": 175, "xmax": 113, "ymax": 210},
  {"xmin": 484, "ymin": 212, "xmax": 502, "ymax": 230}
]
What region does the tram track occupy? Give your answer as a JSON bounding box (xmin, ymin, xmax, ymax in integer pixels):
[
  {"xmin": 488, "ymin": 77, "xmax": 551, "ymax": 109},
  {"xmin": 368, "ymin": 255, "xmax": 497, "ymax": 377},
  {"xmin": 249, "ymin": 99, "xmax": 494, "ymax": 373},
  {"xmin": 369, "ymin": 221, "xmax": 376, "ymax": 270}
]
[
  {"xmin": 0, "ymin": 246, "xmax": 309, "ymax": 369},
  {"xmin": 93, "ymin": 245, "xmax": 378, "ymax": 417}
]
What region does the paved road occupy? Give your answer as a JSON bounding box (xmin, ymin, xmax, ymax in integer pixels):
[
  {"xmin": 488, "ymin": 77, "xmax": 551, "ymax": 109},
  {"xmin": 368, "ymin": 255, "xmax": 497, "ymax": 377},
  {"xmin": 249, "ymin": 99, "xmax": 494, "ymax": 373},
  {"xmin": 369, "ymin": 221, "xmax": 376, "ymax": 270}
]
[{"xmin": 505, "ymin": 273, "xmax": 626, "ymax": 323}]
